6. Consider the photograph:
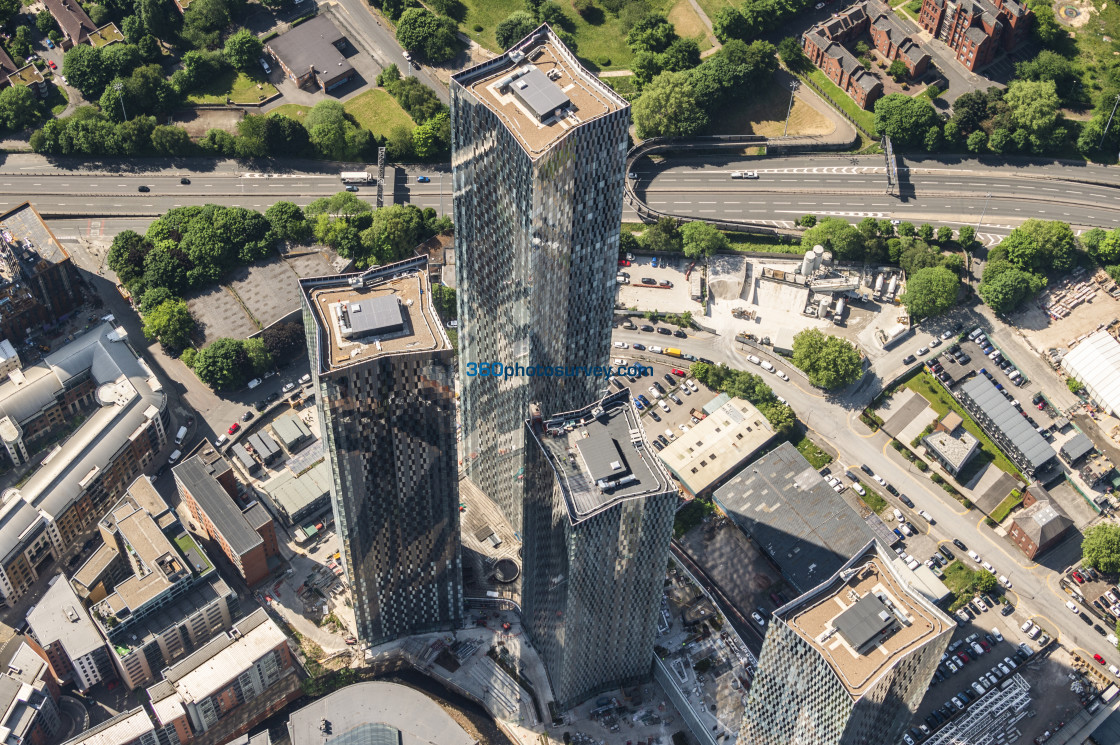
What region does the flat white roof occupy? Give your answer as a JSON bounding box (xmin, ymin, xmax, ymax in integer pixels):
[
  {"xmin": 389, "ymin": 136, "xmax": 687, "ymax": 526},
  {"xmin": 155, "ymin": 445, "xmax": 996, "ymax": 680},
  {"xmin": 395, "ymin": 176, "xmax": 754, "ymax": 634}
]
[{"xmin": 1062, "ymin": 331, "xmax": 1120, "ymax": 416}]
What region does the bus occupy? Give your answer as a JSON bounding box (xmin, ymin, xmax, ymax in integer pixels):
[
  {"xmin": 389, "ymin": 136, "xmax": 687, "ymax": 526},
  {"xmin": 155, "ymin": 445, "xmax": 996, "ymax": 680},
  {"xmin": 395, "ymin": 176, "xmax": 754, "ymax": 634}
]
[{"xmin": 340, "ymin": 171, "xmax": 375, "ymax": 184}]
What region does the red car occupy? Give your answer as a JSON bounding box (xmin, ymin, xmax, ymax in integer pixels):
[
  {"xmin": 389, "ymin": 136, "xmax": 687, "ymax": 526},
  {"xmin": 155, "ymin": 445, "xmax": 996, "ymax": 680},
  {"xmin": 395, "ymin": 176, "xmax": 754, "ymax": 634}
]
[
  {"xmin": 48, "ymin": 60, "xmax": 56, "ymax": 70},
  {"xmin": 979, "ymin": 640, "xmax": 991, "ymax": 651},
  {"xmin": 618, "ymin": 259, "xmax": 630, "ymax": 267},
  {"xmin": 1073, "ymin": 571, "xmax": 1086, "ymax": 584},
  {"xmin": 1096, "ymin": 653, "xmax": 1106, "ymax": 664},
  {"xmin": 228, "ymin": 422, "xmax": 240, "ymax": 435},
  {"xmin": 957, "ymin": 651, "xmax": 969, "ymax": 663},
  {"xmin": 671, "ymin": 368, "xmax": 687, "ymax": 376}
]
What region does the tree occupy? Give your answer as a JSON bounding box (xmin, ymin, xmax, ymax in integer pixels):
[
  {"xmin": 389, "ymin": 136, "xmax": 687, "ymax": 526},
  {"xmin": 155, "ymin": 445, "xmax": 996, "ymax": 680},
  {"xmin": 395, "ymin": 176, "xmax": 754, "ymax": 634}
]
[
  {"xmin": 142, "ymin": 243, "xmax": 192, "ymax": 294},
  {"xmin": 918, "ymin": 224, "xmax": 935, "ymax": 242},
  {"xmin": 777, "ymin": 36, "xmax": 808, "ymax": 72},
  {"xmin": 1088, "ymin": 228, "xmax": 1120, "ymax": 265},
  {"xmin": 223, "ymin": 28, "xmax": 263, "ymax": 69},
  {"xmin": 975, "ymin": 572, "xmax": 999, "ymax": 594},
  {"xmin": 261, "ymin": 321, "xmax": 304, "ymax": 359},
  {"xmin": 627, "ymin": 13, "xmax": 676, "ymax": 53},
  {"xmin": 359, "ymin": 204, "xmax": 425, "ymax": 267},
  {"xmin": 900, "ymin": 267, "xmax": 959, "ymax": 319},
  {"xmin": 35, "ymin": 9, "xmax": 56, "ymax": 34},
  {"xmin": 633, "ymin": 71, "xmax": 707, "ymax": 138},
  {"xmin": 139, "ymin": 0, "xmax": 178, "ymax": 40},
  {"xmin": 194, "ymin": 337, "xmax": 250, "ymax": 390},
  {"xmin": 1015, "ymin": 50, "xmax": 1079, "ymax": 102},
  {"xmin": 264, "ymin": 114, "xmax": 310, "ymax": 155},
  {"xmin": 412, "ymin": 111, "xmax": 450, "ymax": 158},
  {"xmin": 182, "ymin": 0, "xmax": 230, "ymax": 49},
  {"xmin": 63, "ymin": 45, "xmax": 109, "ymax": 100},
  {"xmin": 383, "ymin": 76, "xmax": 445, "ymax": 122},
  {"xmin": 874, "ymin": 94, "xmax": 939, "ymax": 147},
  {"xmin": 898, "ymin": 221, "xmax": 915, "ymax": 238},
  {"xmin": 888, "ymin": 59, "xmax": 908, "ymax": 82},
  {"xmin": 662, "ymin": 38, "xmax": 700, "ymax": 72},
  {"xmin": 800, "ymin": 217, "xmax": 864, "ymax": 260},
  {"xmin": 1068, "ymin": 377, "xmax": 1084, "ymax": 394},
  {"xmin": 644, "ymin": 217, "xmax": 681, "ymax": 253},
  {"xmin": 143, "ymin": 299, "xmax": 195, "ymax": 350},
  {"xmin": 999, "ymin": 219, "xmax": 1077, "ymax": 274},
  {"xmin": 386, "ymin": 124, "xmax": 414, "ymax": 159},
  {"xmin": 937, "ymin": 226, "xmax": 954, "ymax": 244},
  {"xmin": 150, "ymin": 125, "xmax": 191, "ymax": 155},
  {"xmin": 1083, "ymin": 524, "xmax": 1120, "ymax": 574},
  {"xmin": 631, "ymin": 51, "xmax": 663, "ymax": 87},
  {"xmin": 396, "ymin": 7, "xmax": 458, "ymax": 63},
  {"xmin": 108, "ymin": 230, "xmax": 152, "ymax": 286},
  {"xmin": 141, "ymin": 286, "xmax": 174, "ymax": 313},
  {"xmin": 0, "ymin": 86, "xmax": 41, "ymax": 131},
  {"xmin": 711, "ymin": 7, "xmax": 749, "ymax": 42},
  {"xmin": 966, "ymin": 130, "xmax": 988, "ymax": 152},
  {"xmin": 792, "ymin": 328, "xmax": 862, "ymax": 389},
  {"xmin": 495, "ymin": 10, "xmax": 537, "ymax": 49},
  {"xmin": 431, "ymin": 283, "xmax": 457, "ymax": 320},
  {"xmin": 1005, "ymin": 79, "xmax": 1060, "ymax": 136},
  {"xmin": 977, "ymin": 260, "xmax": 1043, "ymax": 313},
  {"xmin": 680, "ymin": 221, "xmax": 728, "ymax": 259},
  {"xmin": 957, "ymin": 225, "xmax": 977, "ymax": 251},
  {"xmin": 265, "ymin": 202, "xmax": 310, "ymax": 242}
]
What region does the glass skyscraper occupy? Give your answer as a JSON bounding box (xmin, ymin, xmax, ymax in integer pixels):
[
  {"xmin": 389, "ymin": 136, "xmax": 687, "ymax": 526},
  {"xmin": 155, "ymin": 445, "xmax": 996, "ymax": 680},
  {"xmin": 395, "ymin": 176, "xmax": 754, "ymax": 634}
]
[
  {"xmin": 450, "ymin": 24, "xmax": 630, "ymax": 534},
  {"xmin": 523, "ymin": 389, "xmax": 677, "ymax": 709},
  {"xmin": 739, "ymin": 540, "xmax": 954, "ymax": 745},
  {"xmin": 300, "ymin": 256, "xmax": 463, "ymax": 647}
]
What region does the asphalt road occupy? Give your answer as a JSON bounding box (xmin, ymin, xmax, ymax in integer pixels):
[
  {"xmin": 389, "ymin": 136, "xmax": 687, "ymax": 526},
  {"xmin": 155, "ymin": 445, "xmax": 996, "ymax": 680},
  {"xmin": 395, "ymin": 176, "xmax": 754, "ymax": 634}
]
[
  {"xmin": 611, "ymin": 323, "xmax": 1120, "ymax": 672},
  {"xmin": 634, "ymin": 155, "xmax": 1120, "ymax": 233}
]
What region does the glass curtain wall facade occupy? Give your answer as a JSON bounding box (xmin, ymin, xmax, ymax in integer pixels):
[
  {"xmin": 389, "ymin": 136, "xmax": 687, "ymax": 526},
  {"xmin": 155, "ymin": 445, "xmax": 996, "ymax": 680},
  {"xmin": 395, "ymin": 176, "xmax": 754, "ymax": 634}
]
[
  {"xmin": 451, "ymin": 25, "xmax": 630, "ymax": 535},
  {"xmin": 522, "ymin": 391, "xmax": 676, "ymax": 709},
  {"xmin": 301, "ymin": 258, "xmax": 463, "ymax": 647}
]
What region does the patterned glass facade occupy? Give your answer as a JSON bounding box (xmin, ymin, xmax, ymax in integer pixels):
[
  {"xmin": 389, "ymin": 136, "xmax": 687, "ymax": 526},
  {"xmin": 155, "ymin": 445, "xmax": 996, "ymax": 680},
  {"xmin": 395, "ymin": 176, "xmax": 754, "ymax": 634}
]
[
  {"xmin": 738, "ymin": 541, "xmax": 953, "ymax": 745},
  {"xmin": 522, "ymin": 391, "xmax": 677, "ymax": 709},
  {"xmin": 301, "ymin": 258, "xmax": 463, "ymax": 647},
  {"xmin": 451, "ymin": 25, "xmax": 630, "ymax": 535}
]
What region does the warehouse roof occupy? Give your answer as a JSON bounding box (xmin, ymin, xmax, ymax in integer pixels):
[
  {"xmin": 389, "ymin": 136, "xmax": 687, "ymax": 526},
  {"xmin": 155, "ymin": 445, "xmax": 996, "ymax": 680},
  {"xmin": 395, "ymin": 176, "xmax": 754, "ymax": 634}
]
[
  {"xmin": 959, "ymin": 376, "xmax": 1055, "ymax": 470},
  {"xmin": 1063, "ymin": 331, "xmax": 1120, "ymax": 416},
  {"xmin": 263, "ymin": 460, "xmax": 330, "ymax": 518},
  {"xmin": 714, "ymin": 441, "xmax": 876, "ymax": 592},
  {"xmin": 1061, "ymin": 432, "xmax": 1095, "ymax": 463}
]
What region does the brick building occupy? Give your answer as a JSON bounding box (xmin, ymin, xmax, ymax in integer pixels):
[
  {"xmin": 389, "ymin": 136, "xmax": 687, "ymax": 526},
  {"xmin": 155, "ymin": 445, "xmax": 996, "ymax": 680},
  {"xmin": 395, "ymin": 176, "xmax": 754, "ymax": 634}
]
[
  {"xmin": 802, "ymin": 2, "xmax": 929, "ymax": 109},
  {"xmin": 41, "ymin": 0, "xmax": 96, "ymax": 49},
  {"xmin": 25, "ymin": 575, "xmax": 114, "ymax": 692},
  {"xmin": 919, "ymin": 0, "xmax": 1030, "ymax": 70},
  {"xmin": 264, "ymin": 16, "xmax": 355, "ymax": 92},
  {"xmin": 0, "ymin": 325, "xmax": 169, "ymax": 606},
  {"xmin": 173, "ymin": 442, "xmax": 280, "ymax": 587},
  {"xmin": 0, "ymin": 632, "xmax": 62, "ymax": 745},
  {"xmin": 1008, "ymin": 482, "xmax": 1072, "ymax": 559}
]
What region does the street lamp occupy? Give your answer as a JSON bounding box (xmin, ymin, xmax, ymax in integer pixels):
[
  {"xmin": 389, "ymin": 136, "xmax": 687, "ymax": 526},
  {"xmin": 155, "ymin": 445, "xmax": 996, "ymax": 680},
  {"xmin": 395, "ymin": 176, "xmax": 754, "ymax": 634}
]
[
  {"xmin": 976, "ymin": 192, "xmax": 992, "ymax": 232},
  {"xmin": 439, "ymin": 172, "xmax": 444, "ymax": 217},
  {"xmin": 783, "ymin": 81, "xmax": 799, "ymax": 138},
  {"xmin": 113, "ymin": 81, "xmax": 127, "ymax": 121}
]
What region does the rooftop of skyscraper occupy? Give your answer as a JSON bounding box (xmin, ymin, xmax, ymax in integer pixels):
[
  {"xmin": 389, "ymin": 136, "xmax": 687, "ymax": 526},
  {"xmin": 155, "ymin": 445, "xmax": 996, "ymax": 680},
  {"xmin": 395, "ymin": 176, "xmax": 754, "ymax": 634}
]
[
  {"xmin": 301, "ymin": 256, "xmax": 449, "ymax": 373},
  {"xmin": 777, "ymin": 539, "xmax": 953, "ymax": 697},
  {"xmin": 528, "ymin": 388, "xmax": 673, "ymax": 522},
  {"xmin": 452, "ymin": 24, "xmax": 627, "ymax": 158}
]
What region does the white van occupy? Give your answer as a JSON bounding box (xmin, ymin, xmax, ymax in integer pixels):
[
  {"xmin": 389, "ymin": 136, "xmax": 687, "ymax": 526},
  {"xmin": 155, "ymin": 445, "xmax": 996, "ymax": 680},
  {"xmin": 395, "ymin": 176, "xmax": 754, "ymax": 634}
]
[
  {"xmin": 168, "ymin": 449, "xmax": 182, "ymax": 465},
  {"xmin": 760, "ymin": 360, "xmax": 774, "ymax": 372},
  {"xmin": 216, "ymin": 434, "xmax": 228, "ymax": 446},
  {"xmin": 174, "ymin": 425, "xmax": 188, "ymax": 445}
]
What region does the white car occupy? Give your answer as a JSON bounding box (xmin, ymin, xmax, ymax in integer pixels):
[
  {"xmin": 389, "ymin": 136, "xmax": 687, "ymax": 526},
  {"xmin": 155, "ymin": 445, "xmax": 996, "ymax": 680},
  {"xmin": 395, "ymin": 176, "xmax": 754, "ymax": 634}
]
[
  {"xmin": 775, "ymin": 370, "xmax": 789, "ymax": 380},
  {"xmin": 259, "ymin": 57, "xmax": 271, "ymax": 74},
  {"xmin": 648, "ymin": 386, "xmax": 662, "ymax": 399},
  {"xmin": 614, "ymin": 341, "xmax": 628, "ymax": 349},
  {"xmin": 916, "ymin": 346, "xmax": 929, "ymax": 356},
  {"xmin": 982, "ymin": 561, "xmax": 996, "ymax": 574},
  {"xmin": 1028, "ymin": 624, "xmax": 1041, "ymax": 639},
  {"xmin": 1020, "ymin": 620, "xmax": 1033, "ymax": 633},
  {"xmin": 991, "ymin": 628, "xmax": 1003, "ymax": 642},
  {"xmin": 851, "ymin": 482, "xmax": 866, "ymax": 496},
  {"xmin": 747, "ymin": 355, "xmax": 761, "ymax": 365},
  {"xmin": 999, "ymin": 575, "xmax": 1011, "ymax": 588},
  {"xmin": 678, "ymin": 423, "xmax": 690, "ymax": 432},
  {"xmin": 901, "ymin": 523, "xmax": 912, "ymax": 536},
  {"xmin": 918, "ymin": 510, "xmax": 934, "ymax": 523},
  {"xmin": 686, "ymin": 379, "xmax": 699, "ymax": 391},
  {"xmin": 1110, "ymin": 665, "xmax": 1120, "ymax": 676},
  {"xmin": 968, "ymin": 550, "xmax": 981, "ymax": 562},
  {"xmin": 873, "ymin": 474, "xmax": 886, "ymax": 485},
  {"xmin": 282, "ymin": 382, "xmax": 295, "ymax": 393},
  {"xmin": 815, "ymin": 1, "xmax": 825, "ymax": 7},
  {"xmin": 760, "ymin": 360, "xmax": 774, "ymax": 372},
  {"xmin": 893, "ymin": 508, "xmax": 904, "ymax": 522},
  {"xmin": 658, "ymin": 400, "xmax": 670, "ymax": 412},
  {"xmin": 940, "ymin": 330, "xmax": 954, "ymax": 340},
  {"xmin": 1067, "ymin": 600, "xmax": 1080, "ymax": 613}
]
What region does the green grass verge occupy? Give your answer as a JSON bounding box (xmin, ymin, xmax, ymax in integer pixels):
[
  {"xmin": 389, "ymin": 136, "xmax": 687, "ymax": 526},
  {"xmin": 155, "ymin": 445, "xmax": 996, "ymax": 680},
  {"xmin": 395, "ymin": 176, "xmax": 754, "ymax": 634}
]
[
  {"xmin": 46, "ymin": 83, "xmax": 68, "ymax": 117},
  {"xmin": 174, "ymin": 533, "xmax": 211, "ymax": 573},
  {"xmin": 941, "ymin": 560, "xmax": 999, "ymax": 611},
  {"xmin": 989, "ymin": 488, "xmax": 1024, "ymax": 524},
  {"xmin": 801, "ymin": 68, "xmax": 877, "ymax": 135},
  {"xmin": 187, "ymin": 69, "xmax": 277, "ymax": 105},
  {"xmin": 858, "ymin": 483, "xmax": 888, "ymax": 514},
  {"xmin": 794, "ymin": 432, "xmax": 833, "ymax": 469},
  {"xmin": 458, "ymin": 0, "xmax": 675, "ymax": 71},
  {"xmin": 342, "ymin": 89, "xmax": 415, "ymax": 138},
  {"xmin": 602, "ymin": 74, "xmax": 640, "ymax": 102},
  {"xmin": 270, "ymin": 90, "xmax": 415, "ymax": 140},
  {"xmin": 903, "ymin": 369, "xmax": 1024, "ymax": 479},
  {"xmin": 674, "ymin": 499, "xmax": 715, "ymax": 538},
  {"xmin": 622, "ymin": 223, "xmax": 803, "ymax": 254}
]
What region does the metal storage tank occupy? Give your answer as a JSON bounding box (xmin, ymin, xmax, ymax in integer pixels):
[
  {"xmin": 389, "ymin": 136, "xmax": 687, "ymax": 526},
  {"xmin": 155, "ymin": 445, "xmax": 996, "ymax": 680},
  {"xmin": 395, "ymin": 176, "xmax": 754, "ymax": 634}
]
[
  {"xmin": 818, "ymin": 296, "xmax": 830, "ymax": 317},
  {"xmin": 834, "ymin": 297, "xmax": 846, "ymax": 322},
  {"xmin": 801, "ymin": 250, "xmax": 815, "ymax": 276},
  {"xmin": 813, "ymin": 245, "xmax": 824, "ymax": 271},
  {"xmin": 887, "ymin": 275, "xmax": 899, "ymax": 297},
  {"xmin": 874, "ymin": 274, "xmax": 885, "ymax": 294},
  {"xmin": 822, "ymin": 251, "xmax": 832, "ymax": 266}
]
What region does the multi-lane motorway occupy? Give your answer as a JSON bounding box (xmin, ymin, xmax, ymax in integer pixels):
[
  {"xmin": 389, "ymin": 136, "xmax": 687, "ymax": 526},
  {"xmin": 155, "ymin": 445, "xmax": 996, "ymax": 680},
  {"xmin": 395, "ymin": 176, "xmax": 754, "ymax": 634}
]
[{"xmin": 633, "ymin": 154, "xmax": 1120, "ymax": 234}]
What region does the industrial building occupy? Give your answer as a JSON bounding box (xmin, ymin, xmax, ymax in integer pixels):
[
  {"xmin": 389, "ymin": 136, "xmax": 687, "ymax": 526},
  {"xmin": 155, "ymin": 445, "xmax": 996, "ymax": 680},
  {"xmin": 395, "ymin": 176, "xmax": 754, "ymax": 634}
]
[
  {"xmin": 301, "ymin": 256, "xmax": 462, "ymax": 647},
  {"xmin": 452, "ymin": 24, "xmax": 630, "ymax": 536},
  {"xmin": 714, "ymin": 442, "xmax": 877, "ymax": 593},
  {"xmin": 738, "ymin": 540, "xmax": 955, "ymax": 745},
  {"xmin": 656, "ymin": 397, "xmax": 776, "ymax": 498},
  {"xmin": 1061, "ymin": 330, "xmax": 1120, "ymax": 417},
  {"xmin": 1008, "ymin": 482, "xmax": 1073, "ymax": 559},
  {"xmin": 262, "ymin": 459, "xmax": 331, "ymax": 527},
  {"xmin": 956, "ymin": 376, "xmax": 1057, "ymax": 476},
  {"xmin": 523, "ymin": 389, "xmax": 676, "ymax": 709}
]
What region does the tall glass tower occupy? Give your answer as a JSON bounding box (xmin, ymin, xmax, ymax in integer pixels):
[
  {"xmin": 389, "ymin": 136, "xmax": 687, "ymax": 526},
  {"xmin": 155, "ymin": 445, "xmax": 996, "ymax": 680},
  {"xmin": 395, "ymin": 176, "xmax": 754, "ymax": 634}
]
[
  {"xmin": 300, "ymin": 256, "xmax": 463, "ymax": 647},
  {"xmin": 523, "ymin": 390, "xmax": 676, "ymax": 709},
  {"xmin": 451, "ymin": 24, "xmax": 630, "ymax": 534}
]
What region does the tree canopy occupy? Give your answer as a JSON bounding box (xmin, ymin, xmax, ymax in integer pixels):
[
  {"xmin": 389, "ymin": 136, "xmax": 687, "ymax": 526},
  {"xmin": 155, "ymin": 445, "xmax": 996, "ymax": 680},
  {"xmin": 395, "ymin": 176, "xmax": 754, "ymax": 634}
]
[
  {"xmin": 396, "ymin": 7, "xmax": 459, "ymax": 62},
  {"xmin": 999, "ymin": 219, "xmax": 1078, "ymax": 274},
  {"xmin": 1083, "ymin": 524, "xmax": 1120, "ymax": 574},
  {"xmin": 680, "ymin": 221, "xmax": 728, "ymax": 259},
  {"xmin": 874, "ymin": 94, "xmax": 939, "ymax": 148},
  {"xmin": 223, "ymin": 28, "xmax": 263, "ymax": 69},
  {"xmin": 142, "ymin": 299, "xmax": 195, "ymax": 351},
  {"xmin": 800, "ymin": 217, "xmax": 864, "ymax": 260},
  {"xmin": 688, "ymin": 362, "xmax": 795, "ymax": 435},
  {"xmin": 632, "ymin": 71, "xmax": 707, "ymax": 137},
  {"xmin": 900, "ymin": 266, "xmax": 959, "ymax": 319},
  {"xmin": 792, "ymin": 329, "xmax": 863, "ymax": 389},
  {"xmin": 261, "ymin": 321, "xmax": 304, "ymax": 360}
]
